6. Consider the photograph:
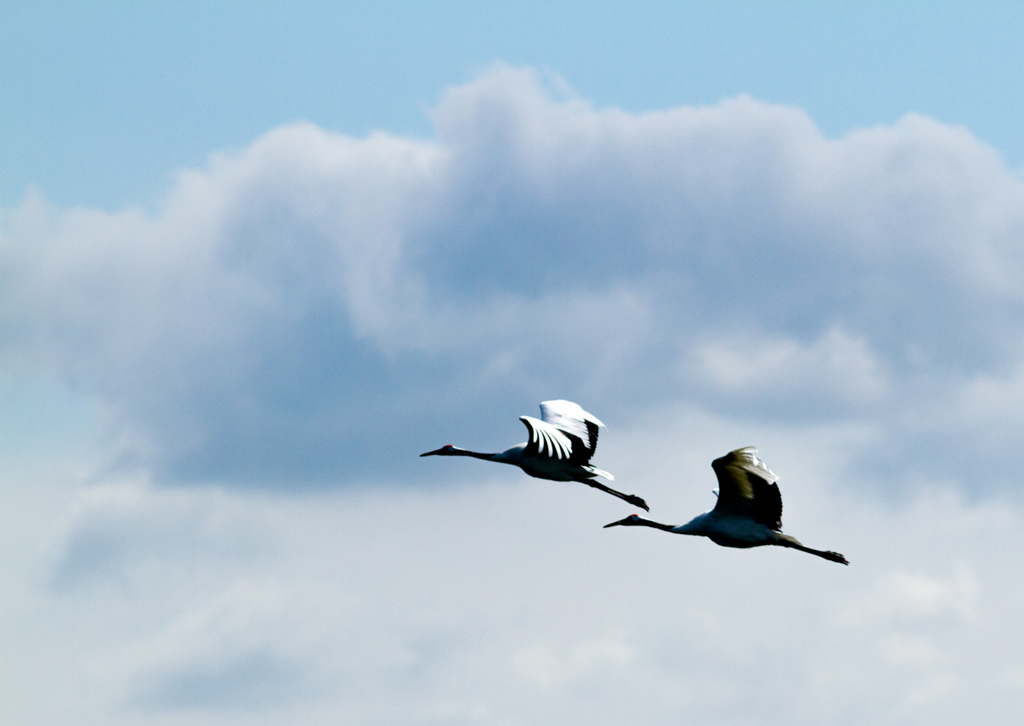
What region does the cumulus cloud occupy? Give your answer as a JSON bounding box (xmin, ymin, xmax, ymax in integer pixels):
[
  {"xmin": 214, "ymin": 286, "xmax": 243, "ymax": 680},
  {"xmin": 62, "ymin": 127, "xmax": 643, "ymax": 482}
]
[{"xmin": 3, "ymin": 65, "xmax": 1024, "ymax": 494}]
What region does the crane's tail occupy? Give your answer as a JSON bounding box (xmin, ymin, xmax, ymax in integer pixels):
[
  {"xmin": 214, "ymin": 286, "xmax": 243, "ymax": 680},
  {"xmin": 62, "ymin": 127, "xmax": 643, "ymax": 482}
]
[{"xmin": 583, "ymin": 465, "xmax": 614, "ymax": 481}]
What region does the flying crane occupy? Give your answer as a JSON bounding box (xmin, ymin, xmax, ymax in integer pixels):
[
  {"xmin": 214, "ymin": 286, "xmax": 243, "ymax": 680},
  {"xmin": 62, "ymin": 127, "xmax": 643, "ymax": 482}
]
[
  {"xmin": 421, "ymin": 400, "xmax": 649, "ymax": 510},
  {"xmin": 603, "ymin": 447, "xmax": 847, "ymax": 564}
]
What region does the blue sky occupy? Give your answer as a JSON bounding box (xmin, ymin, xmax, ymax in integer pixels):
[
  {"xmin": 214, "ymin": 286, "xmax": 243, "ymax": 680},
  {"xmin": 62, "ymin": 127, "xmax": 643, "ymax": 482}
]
[
  {"xmin": 3, "ymin": 2, "xmax": 1022, "ymax": 209},
  {"xmin": 4, "ymin": 3, "xmax": 1024, "ymax": 725}
]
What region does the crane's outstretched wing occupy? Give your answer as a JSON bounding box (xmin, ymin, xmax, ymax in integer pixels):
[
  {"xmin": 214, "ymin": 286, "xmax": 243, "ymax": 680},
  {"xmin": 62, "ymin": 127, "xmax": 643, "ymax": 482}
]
[
  {"xmin": 520, "ymin": 416, "xmax": 574, "ymax": 460},
  {"xmin": 538, "ymin": 400, "xmax": 604, "ymax": 463},
  {"xmin": 710, "ymin": 447, "xmax": 783, "ymax": 530}
]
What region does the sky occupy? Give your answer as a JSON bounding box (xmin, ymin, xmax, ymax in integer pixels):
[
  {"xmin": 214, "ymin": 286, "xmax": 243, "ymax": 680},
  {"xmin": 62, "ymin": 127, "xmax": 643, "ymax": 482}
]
[{"xmin": 3, "ymin": 3, "xmax": 1024, "ymax": 725}]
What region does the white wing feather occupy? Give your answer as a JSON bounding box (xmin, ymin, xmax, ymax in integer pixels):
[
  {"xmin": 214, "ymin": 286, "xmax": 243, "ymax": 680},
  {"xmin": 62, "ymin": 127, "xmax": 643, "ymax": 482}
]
[
  {"xmin": 520, "ymin": 416, "xmax": 574, "ymax": 460},
  {"xmin": 538, "ymin": 400, "xmax": 605, "ymax": 441}
]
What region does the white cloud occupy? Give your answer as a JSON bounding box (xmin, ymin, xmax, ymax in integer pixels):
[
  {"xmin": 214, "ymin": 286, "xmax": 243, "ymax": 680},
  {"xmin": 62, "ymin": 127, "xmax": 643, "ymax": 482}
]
[{"xmin": 4, "ymin": 65, "xmax": 1024, "ymax": 494}]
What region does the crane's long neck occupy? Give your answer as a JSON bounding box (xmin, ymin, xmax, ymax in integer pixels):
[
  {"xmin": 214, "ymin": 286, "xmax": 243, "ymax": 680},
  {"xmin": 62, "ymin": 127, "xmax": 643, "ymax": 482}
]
[
  {"xmin": 421, "ymin": 445, "xmax": 501, "ymax": 461},
  {"xmin": 631, "ymin": 517, "xmax": 676, "ymax": 532},
  {"xmin": 446, "ymin": 447, "xmax": 499, "ymax": 461},
  {"xmin": 450, "ymin": 446, "xmax": 497, "ymax": 458}
]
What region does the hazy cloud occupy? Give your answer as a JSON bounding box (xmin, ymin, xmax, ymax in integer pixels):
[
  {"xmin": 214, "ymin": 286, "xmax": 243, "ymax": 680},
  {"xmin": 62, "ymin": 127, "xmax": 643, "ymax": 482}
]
[{"xmin": 6, "ymin": 463, "xmax": 1023, "ymax": 726}]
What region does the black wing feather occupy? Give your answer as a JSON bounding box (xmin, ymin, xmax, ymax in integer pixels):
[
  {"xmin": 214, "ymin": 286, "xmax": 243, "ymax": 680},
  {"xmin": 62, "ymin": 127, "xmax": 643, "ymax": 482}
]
[
  {"xmin": 751, "ymin": 478, "xmax": 783, "ymax": 530},
  {"xmin": 583, "ymin": 420, "xmax": 600, "ymax": 455},
  {"xmin": 711, "ymin": 448, "xmax": 783, "ymax": 531}
]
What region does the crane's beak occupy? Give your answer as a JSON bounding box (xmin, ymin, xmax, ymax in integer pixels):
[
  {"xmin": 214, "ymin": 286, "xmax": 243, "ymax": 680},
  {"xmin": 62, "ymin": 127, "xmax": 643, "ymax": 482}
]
[
  {"xmin": 420, "ymin": 447, "xmax": 449, "ymax": 457},
  {"xmin": 603, "ymin": 516, "xmax": 634, "ymax": 528}
]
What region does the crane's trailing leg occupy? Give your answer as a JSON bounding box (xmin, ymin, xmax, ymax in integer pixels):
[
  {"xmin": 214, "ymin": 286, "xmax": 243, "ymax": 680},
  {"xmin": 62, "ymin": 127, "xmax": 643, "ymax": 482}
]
[
  {"xmin": 581, "ymin": 480, "xmax": 649, "ymax": 511},
  {"xmin": 774, "ymin": 533, "xmax": 848, "ymax": 565}
]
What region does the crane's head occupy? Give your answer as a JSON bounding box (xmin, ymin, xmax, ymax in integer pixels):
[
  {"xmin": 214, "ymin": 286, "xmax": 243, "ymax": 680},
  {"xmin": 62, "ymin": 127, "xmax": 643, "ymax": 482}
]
[
  {"xmin": 602, "ymin": 514, "xmax": 644, "ymax": 528},
  {"xmin": 420, "ymin": 445, "xmax": 459, "ymax": 457}
]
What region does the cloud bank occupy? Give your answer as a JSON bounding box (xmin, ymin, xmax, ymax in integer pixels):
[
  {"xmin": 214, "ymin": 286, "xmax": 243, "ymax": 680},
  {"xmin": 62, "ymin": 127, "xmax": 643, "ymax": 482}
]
[{"xmin": 3, "ymin": 65, "xmax": 1024, "ymax": 493}]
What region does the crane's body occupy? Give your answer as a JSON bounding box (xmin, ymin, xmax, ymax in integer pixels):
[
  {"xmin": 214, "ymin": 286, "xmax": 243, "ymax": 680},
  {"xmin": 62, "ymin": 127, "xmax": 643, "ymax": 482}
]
[
  {"xmin": 488, "ymin": 444, "xmax": 613, "ymax": 482},
  {"xmin": 670, "ymin": 511, "xmax": 782, "ymax": 548},
  {"xmin": 604, "ymin": 447, "xmax": 847, "ymax": 564},
  {"xmin": 421, "ymin": 400, "xmax": 648, "ymax": 510}
]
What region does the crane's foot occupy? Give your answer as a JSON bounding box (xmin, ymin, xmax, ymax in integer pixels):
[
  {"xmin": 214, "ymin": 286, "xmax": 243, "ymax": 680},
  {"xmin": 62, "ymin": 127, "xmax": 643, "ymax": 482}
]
[
  {"xmin": 625, "ymin": 494, "xmax": 650, "ymax": 512},
  {"xmin": 823, "ymin": 551, "xmax": 849, "ymax": 565}
]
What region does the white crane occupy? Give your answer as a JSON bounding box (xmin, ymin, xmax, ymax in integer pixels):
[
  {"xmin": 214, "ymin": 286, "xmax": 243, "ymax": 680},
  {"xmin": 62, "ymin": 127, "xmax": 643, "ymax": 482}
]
[
  {"xmin": 421, "ymin": 400, "xmax": 649, "ymax": 510},
  {"xmin": 603, "ymin": 447, "xmax": 847, "ymax": 564}
]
